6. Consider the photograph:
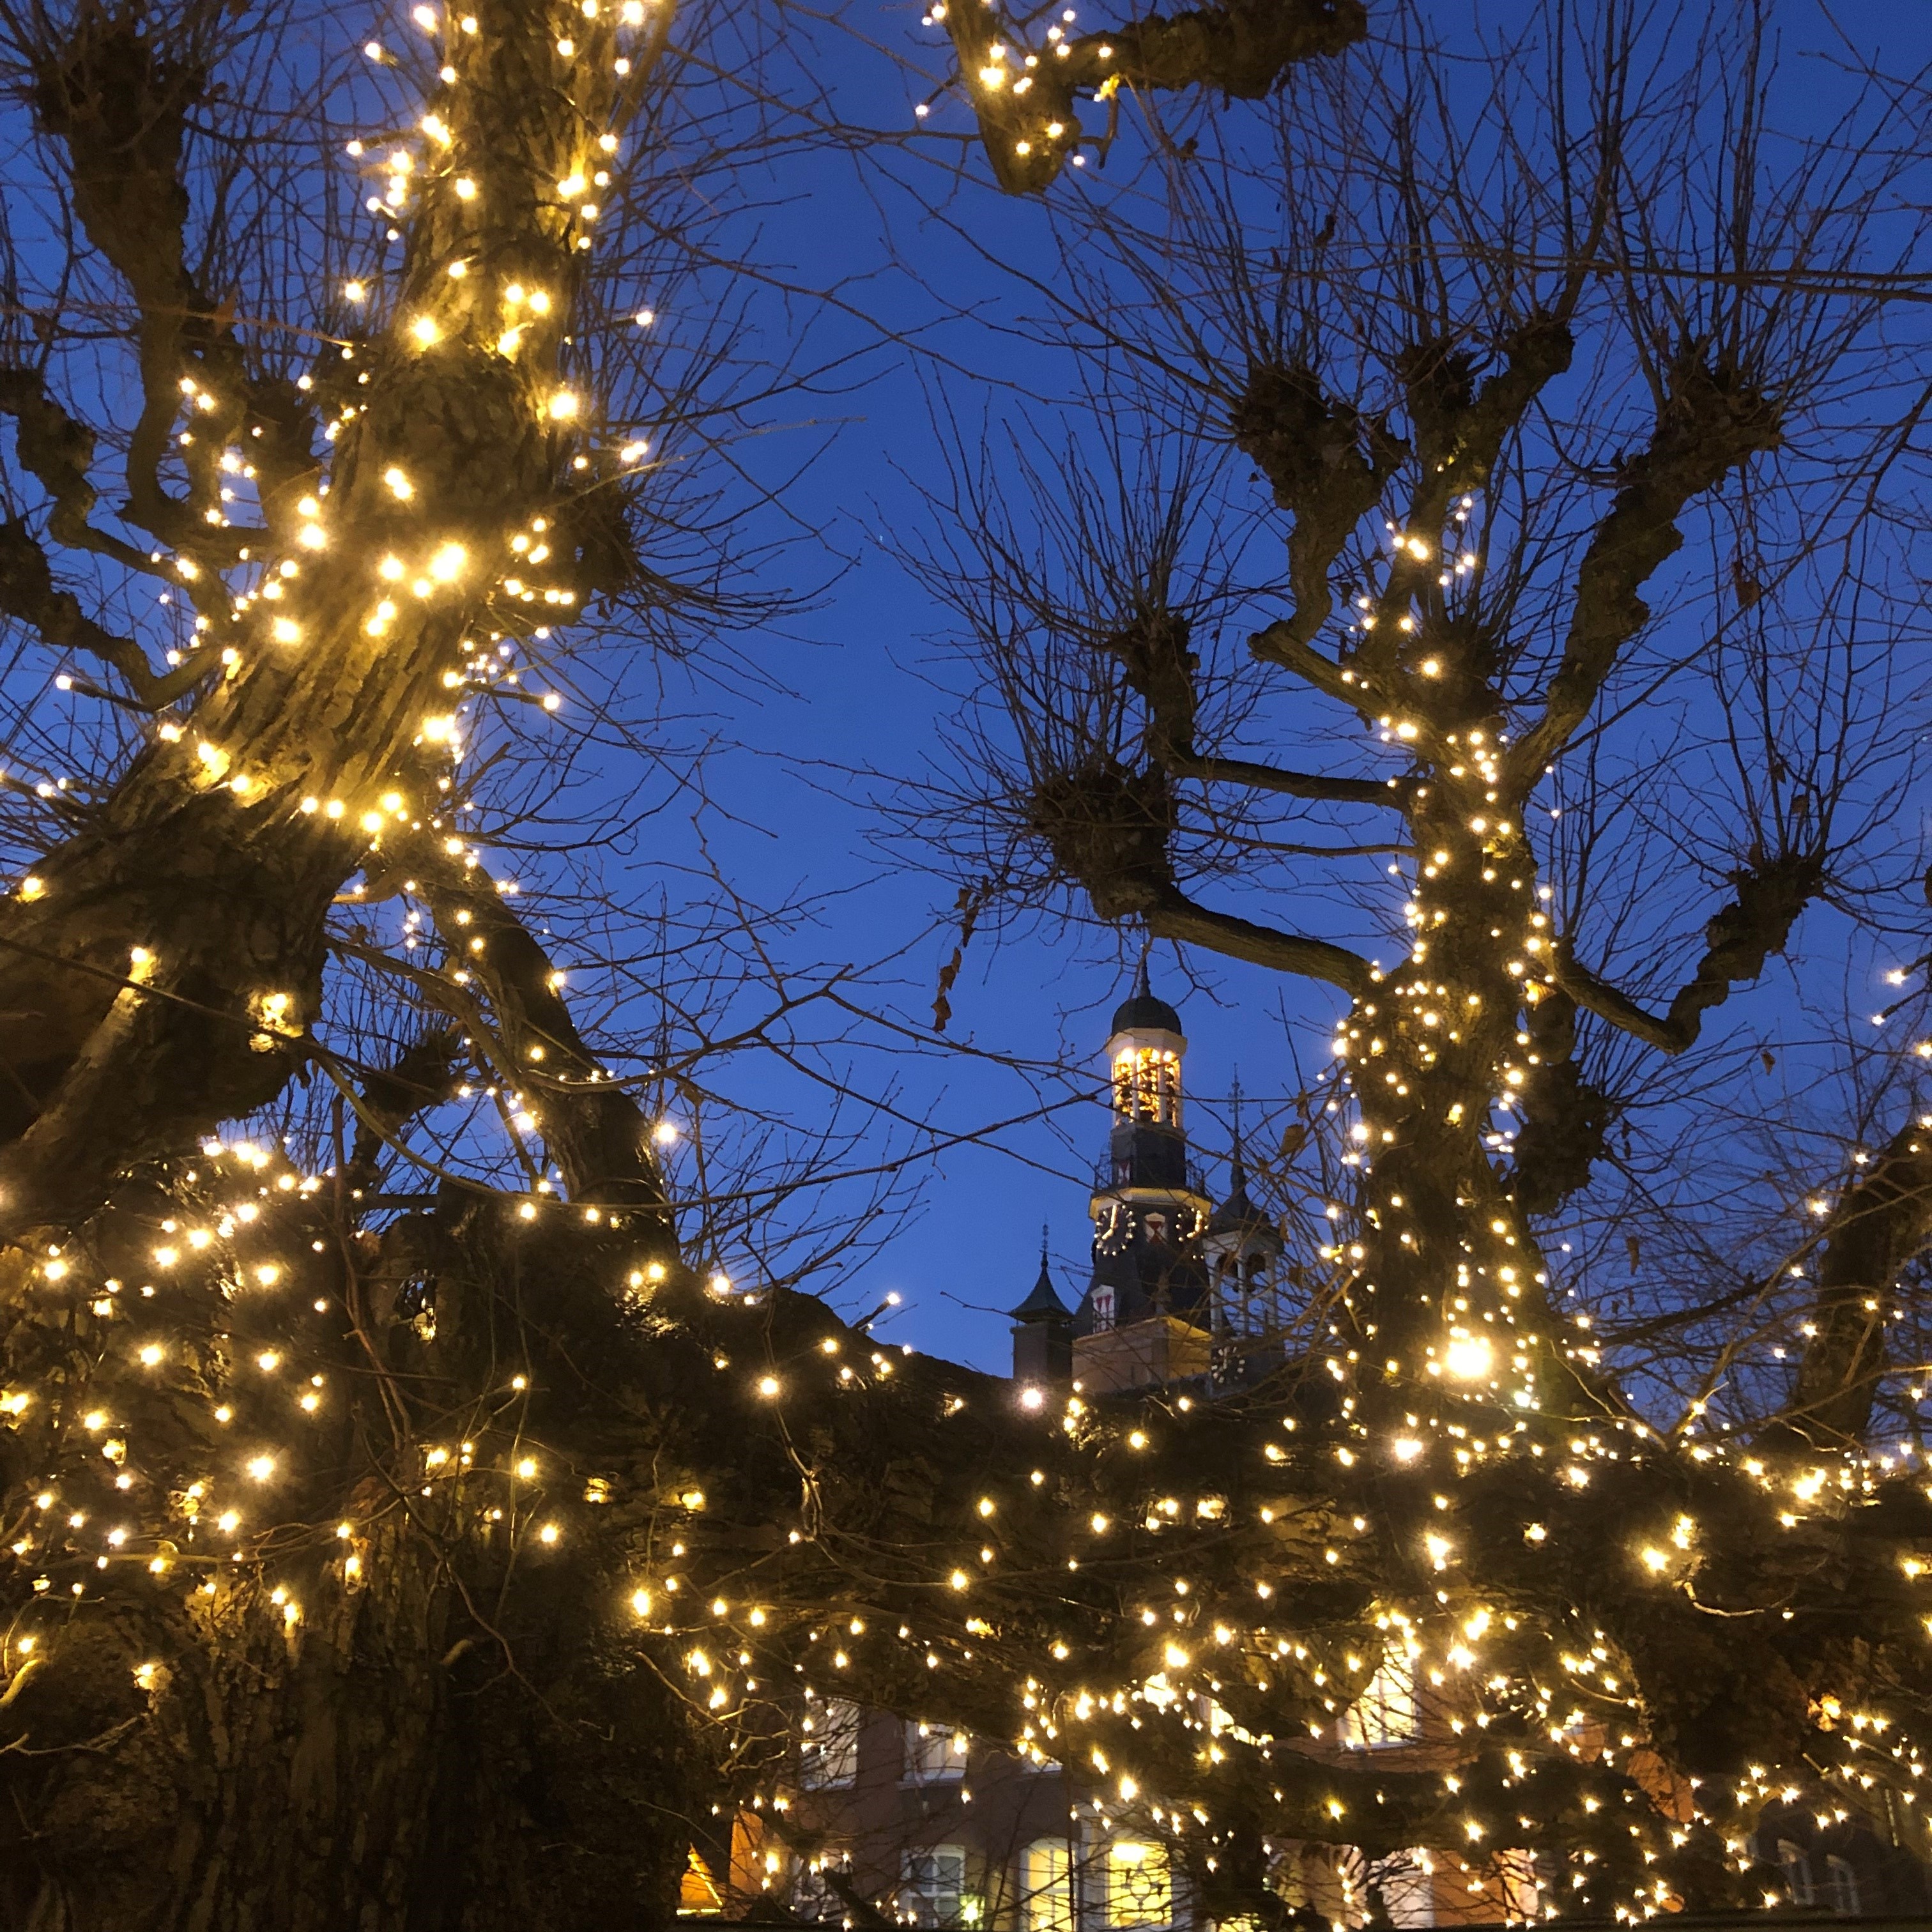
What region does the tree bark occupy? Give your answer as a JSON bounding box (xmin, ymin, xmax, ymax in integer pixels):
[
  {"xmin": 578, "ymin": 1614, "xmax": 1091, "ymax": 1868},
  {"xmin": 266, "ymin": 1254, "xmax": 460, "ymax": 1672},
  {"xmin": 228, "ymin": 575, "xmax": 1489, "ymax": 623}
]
[{"xmin": 0, "ymin": 0, "xmax": 660, "ymax": 1239}]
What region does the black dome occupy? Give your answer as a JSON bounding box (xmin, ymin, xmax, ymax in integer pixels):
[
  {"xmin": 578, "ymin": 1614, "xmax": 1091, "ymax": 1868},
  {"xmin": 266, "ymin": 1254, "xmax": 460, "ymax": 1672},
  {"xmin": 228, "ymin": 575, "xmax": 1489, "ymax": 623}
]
[
  {"xmin": 1109, "ymin": 960, "xmax": 1181, "ymax": 1037},
  {"xmin": 1110, "ymin": 991, "xmax": 1183, "ymax": 1035}
]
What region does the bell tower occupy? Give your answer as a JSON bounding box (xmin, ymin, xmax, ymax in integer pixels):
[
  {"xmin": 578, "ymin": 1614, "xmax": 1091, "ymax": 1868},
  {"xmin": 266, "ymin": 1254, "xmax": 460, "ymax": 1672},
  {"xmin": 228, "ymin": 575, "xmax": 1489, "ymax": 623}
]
[{"xmin": 1073, "ymin": 960, "xmax": 1213, "ymax": 1391}]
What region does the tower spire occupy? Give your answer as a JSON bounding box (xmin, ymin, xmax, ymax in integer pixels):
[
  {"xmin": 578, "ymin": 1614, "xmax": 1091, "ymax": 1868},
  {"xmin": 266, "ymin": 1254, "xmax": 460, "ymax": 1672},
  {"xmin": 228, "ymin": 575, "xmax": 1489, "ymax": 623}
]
[
  {"xmin": 1009, "ymin": 1226, "xmax": 1071, "ymax": 1322},
  {"xmin": 1229, "ymin": 1071, "xmax": 1246, "ymax": 1194}
]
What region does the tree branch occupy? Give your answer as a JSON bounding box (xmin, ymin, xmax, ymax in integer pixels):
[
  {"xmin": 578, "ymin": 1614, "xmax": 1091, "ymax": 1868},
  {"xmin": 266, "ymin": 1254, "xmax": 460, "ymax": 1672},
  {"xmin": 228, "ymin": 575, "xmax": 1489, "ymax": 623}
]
[
  {"xmin": 1770, "ymin": 1117, "xmax": 1932, "ymax": 1450},
  {"xmin": 1554, "ymin": 847, "xmax": 1824, "ymax": 1054},
  {"xmin": 1509, "ymin": 352, "xmax": 1782, "ymax": 785},
  {"xmin": 1234, "ymin": 362, "xmax": 1406, "ymax": 663},
  {"xmin": 0, "ymin": 368, "xmax": 153, "ymax": 574},
  {"xmin": 1145, "ymin": 884, "xmax": 1372, "ymax": 994},
  {"xmin": 392, "ymin": 836, "xmax": 677, "ymax": 1241},
  {"xmin": 1096, "ymin": 604, "xmax": 1408, "ymax": 805},
  {"xmin": 28, "ymin": 17, "xmax": 231, "ymax": 562},
  {"xmin": 0, "ymin": 516, "xmax": 216, "ymax": 708},
  {"xmin": 341, "ymin": 1025, "xmax": 466, "ymax": 1198},
  {"xmin": 1167, "ymin": 749, "xmax": 1407, "ymax": 806},
  {"xmin": 947, "ymin": 0, "xmax": 1366, "ymax": 194}
]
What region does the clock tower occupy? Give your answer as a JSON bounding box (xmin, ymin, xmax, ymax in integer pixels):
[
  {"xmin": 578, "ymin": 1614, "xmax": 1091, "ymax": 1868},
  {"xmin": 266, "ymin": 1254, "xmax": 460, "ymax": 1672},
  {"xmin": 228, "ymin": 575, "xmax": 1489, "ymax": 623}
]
[{"xmin": 1071, "ymin": 962, "xmax": 1213, "ymax": 1391}]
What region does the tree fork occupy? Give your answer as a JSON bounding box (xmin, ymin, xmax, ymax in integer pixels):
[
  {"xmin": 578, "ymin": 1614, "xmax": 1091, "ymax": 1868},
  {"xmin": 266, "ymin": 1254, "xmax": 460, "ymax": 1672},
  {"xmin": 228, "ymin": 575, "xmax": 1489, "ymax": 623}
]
[{"xmin": 0, "ymin": 0, "xmax": 664, "ymax": 1239}]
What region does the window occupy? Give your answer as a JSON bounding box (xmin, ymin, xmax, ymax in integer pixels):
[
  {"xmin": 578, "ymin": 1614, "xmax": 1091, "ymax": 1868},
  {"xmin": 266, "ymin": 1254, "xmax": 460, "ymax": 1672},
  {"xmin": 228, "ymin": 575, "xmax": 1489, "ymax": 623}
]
[
  {"xmin": 1825, "ymin": 1853, "xmax": 1860, "ymax": 1917},
  {"xmin": 1106, "ymin": 1841, "xmax": 1172, "ymax": 1929},
  {"xmin": 1777, "ymin": 1840, "xmax": 1814, "ymax": 1907},
  {"xmin": 1020, "ymin": 1841, "xmax": 1074, "ymax": 1932},
  {"xmin": 1492, "ymin": 1850, "xmax": 1540, "ymax": 1922},
  {"xmin": 1091, "ymin": 1287, "xmax": 1117, "ymax": 1333},
  {"xmin": 901, "ymin": 1848, "xmax": 977, "ymax": 1928},
  {"xmin": 904, "ymin": 1720, "xmax": 969, "ymax": 1782},
  {"xmin": 1340, "ymin": 1650, "xmax": 1420, "ymax": 1748},
  {"xmin": 1373, "ymin": 1849, "xmax": 1436, "ymax": 1928},
  {"xmin": 799, "ymin": 1696, "xmax": 861, "ymax": 1788},
  {"xmin": 793, "ymin": 1859, "xmax": 850, "ymax": 1922}
]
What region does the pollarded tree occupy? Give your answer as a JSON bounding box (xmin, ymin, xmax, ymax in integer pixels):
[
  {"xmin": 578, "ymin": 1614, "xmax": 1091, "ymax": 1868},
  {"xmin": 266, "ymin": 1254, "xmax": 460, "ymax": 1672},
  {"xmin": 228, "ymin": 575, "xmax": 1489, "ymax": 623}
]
[
  {"xmin": 0, "ymin": 0, "xmax": 1376, "ymax": 1925},
  {"xmin": 911, "ymin": 0, "xmax": 1932, "ymax": 1910}
]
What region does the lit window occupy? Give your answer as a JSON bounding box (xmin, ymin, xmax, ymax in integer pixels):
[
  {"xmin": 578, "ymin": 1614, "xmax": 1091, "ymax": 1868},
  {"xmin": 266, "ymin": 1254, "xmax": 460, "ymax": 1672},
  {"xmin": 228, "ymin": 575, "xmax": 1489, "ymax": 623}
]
[
  {"xmin": 794, "ymin": 1857, "xmax": 852, "ymax": 1921},
  {"xmin": 799, "ymin": 1695, "xmax": 861, "ymax": 1788},
  {"xmin": 1340, "ymin": 1650, "xmax": 1421, "ymax": 1747},
  {"xmin": 1372, "ymin": 1848, "xmax": 1437, "ymax": 1927},
  {"xmin": 1106, "ymin": 1841, "xmax": 1171, "ymax": 1929},
  {"xmin": 1091, "ymin": 1287, "xmax": 1116, "ymax": 1333},
  {"xmin": 1021, "ymin": 1841, "xmax": 1073, "ymax": 1932},
  {"xmin": 904, "ymin": 1720, "xmax": 969, "ymax": 1782},
  {"xmin": 901, "ymin": 1848, "xmax": 978, "ymax": 1928},
  {"xmin": 1493, "ymin": 1850, "xmax": 1540, "ymax": 1921},
  {"xmin": 1112, "ymin": 1048, "xmax": 1181, "ymax": 1126}
]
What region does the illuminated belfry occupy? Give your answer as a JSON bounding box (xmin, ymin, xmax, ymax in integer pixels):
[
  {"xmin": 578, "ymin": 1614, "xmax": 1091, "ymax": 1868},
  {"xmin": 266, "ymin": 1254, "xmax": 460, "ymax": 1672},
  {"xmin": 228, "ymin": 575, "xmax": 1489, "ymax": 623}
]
[{"xmin": 1006, "ymin": 963, "xmax": 1301, "ymax": 1396}]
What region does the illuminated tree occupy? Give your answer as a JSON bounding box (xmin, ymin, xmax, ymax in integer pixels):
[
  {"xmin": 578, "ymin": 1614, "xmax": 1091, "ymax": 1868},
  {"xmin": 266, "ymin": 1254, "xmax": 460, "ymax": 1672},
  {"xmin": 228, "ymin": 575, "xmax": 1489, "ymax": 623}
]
[
  {"xmin": 0, "ymin": 0, "xmax": 1372, "ymax": 1924},
  {"xmin": 908, "ymin": 2, "xmax": 1932, "ymax": 1919}
]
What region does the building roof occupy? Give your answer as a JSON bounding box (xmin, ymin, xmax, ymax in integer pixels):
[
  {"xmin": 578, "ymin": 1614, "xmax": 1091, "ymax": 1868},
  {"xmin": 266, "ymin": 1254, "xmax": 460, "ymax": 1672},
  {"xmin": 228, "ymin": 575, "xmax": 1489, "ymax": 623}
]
[
  {"xmin": 1108, "ymin": 957, "xmax": 1183, "ymax": 1038},
  {"xmin": 1009, "ymin": 1248, "xmax": 1072, "ymax": 1322},
  {"xmin": 1206, "ymin": 1153, "xmax": 1279, "ymax": 1239}
]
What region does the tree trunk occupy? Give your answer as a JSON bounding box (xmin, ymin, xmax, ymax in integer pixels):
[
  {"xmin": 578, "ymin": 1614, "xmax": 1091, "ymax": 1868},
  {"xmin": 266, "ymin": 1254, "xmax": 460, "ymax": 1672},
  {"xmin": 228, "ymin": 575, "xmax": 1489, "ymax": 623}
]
[
  {"xmin": 3, "ymin": 1519, "xmax": 702, "ymax": 1931},
  {"xmin": 0, "ymin": 0, "xmax": 657, "ymax": 1239}
]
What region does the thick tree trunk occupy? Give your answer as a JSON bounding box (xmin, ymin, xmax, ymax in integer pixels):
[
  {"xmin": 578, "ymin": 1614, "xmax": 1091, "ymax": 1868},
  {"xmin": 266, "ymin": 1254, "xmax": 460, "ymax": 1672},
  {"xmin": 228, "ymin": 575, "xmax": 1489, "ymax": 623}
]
[
  {"xmin": 0, "ymin": 0, "xmax": 656, "ymax": 1239},
  {"xmin": 2, "ymin": 1522, "xmax": 702, "ymax": 1931},
  {"xmin": 1328, "ymin": 756, "xmax": 1601, "ymax": 1425}
]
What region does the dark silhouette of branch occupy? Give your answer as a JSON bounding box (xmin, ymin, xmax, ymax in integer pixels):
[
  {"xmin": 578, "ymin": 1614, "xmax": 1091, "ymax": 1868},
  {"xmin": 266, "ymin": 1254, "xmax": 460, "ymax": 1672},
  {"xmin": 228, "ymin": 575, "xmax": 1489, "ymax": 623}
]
[
  {"xmin": 946, "ymin": 0, "xmax": 1366, "ymax": 194},
  {"xmin": 1556, "ymin": 847, "xmax": 1825, "ymax": 1055}
]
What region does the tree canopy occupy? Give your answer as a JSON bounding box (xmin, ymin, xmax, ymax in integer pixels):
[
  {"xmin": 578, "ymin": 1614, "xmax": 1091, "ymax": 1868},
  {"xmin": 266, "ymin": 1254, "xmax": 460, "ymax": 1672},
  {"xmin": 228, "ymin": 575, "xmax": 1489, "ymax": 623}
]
[{"xmin": 1, "ymin": 2, "xmax": 1931, "ymax": 1929}]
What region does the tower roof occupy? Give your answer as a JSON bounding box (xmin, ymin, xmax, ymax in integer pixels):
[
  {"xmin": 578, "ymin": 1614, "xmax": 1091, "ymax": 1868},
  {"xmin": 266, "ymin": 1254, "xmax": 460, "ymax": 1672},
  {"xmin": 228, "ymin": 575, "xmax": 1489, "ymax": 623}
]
[
  {"xmin": 1206, "ymin": 1164, "xmax": 1276, "ymax": 1238},
  {"xmin": 1009, "ymin": 1238, "xmax": 1072, "ymax": 1322},
  {"xmin": 1207, "ymin": 1079, "xmax": 1281, "ymax": 1241},
  {"xmin": 1109, "ymin": 956, "xmax": 1183, "ymax": 1038}
]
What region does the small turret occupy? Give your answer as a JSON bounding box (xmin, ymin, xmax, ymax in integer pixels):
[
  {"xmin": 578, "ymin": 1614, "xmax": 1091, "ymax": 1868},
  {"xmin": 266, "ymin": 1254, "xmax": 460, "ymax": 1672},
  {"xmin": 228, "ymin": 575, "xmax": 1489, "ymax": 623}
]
[
  {"xmin": 1009, "ymin": 1229, "xmax": 1072, "ymax": 1386},
  {"xmin": 1199, "ymin": 1081, "xmax": 1288, "ymax": 1378}
]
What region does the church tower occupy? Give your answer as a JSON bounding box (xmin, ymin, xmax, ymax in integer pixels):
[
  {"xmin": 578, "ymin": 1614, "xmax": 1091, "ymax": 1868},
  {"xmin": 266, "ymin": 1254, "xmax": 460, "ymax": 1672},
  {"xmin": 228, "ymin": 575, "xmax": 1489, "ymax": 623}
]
[{"xmin": 1071, "ymin": 962, "xmax": 1213, "ymax": 1393}]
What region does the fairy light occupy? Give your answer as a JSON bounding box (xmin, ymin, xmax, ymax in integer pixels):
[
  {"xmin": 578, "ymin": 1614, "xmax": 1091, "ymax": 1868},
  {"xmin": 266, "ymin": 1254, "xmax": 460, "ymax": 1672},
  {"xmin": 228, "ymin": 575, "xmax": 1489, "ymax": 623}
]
[{"xmin": 0, "ymin": 13, "xmax": 1913, "ymax": 1928}]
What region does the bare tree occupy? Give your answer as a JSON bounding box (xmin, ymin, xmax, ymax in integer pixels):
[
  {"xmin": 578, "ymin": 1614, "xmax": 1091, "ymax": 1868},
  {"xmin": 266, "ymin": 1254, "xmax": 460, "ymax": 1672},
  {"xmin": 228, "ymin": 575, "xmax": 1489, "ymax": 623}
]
[
  {"xmin": 905, "ymin": 0, "xmax": 1932, "ymax": 1907},
  {"xmin": 0, "ymin": 0, "xmax": 1377, "ymax": 1924}
]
